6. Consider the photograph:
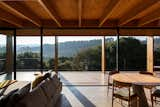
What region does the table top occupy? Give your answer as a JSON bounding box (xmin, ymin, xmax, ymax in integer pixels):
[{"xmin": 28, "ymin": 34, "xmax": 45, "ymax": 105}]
[{"xmin": 111, "ymin": 73, "xmax": 160, "ymax": 85}]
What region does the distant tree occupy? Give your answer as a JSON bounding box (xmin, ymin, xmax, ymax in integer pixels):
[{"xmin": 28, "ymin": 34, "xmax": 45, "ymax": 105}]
[
  {"xmin": 58, "ymin": 60, "xmax": 73, "ymax": 71},
  {"xmin": 73, "ymin": 46, "xmax": 101, "ymax": 71},
  {"xmin": 47, "ymin": 58, "xmax": 55, "ymax": 69},
  {"xmin": 16, "ymin": 52, "xmax": 40, "ymax": 69},
  {"xmin": 105, "ymin": 41, "xmax": 117, "ymax": 70},
  {"xmin": 119, "ymin": 37, "xmax": 146, "ymax": 71},
  {"xmin": 154, "ymin": 47, "xmax": 160, "ymax": 66}
]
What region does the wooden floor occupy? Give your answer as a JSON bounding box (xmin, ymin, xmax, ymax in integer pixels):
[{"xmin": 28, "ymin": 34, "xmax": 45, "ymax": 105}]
[{"xmin": 15, "ymin": 71, "xmax": 160, "ymax": 107}]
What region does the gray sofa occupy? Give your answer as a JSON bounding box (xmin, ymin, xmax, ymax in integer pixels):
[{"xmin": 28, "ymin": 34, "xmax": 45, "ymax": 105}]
[{"xmin": 0, "ymin": 73, "xmax": 62, "ymax": 107}]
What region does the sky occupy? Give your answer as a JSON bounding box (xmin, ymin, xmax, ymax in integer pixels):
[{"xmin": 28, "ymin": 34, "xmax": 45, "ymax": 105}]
[
  {"xmin": 0, "ymin": 34, "xmax": 6, "ymax": 45},
  {"xmin": 0, "ymin": 34, "xmax": 147, "ymax": 45}
]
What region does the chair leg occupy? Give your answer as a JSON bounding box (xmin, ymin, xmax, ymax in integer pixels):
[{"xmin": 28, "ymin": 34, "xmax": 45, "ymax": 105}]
[
  {"xmin": 137, "ymin": 97, "xmax": 139, "ymax": 107},
  {"xmin": 112, "ymin": 96, "xmax": 114, "ymax": 107},
  {"xmin": 107, "ymin": 85, "xmax": 110, "ymax": 96},
  {"xmin": 120, "ymin": 99, "xmax": 123, "ymax": 106},
  {"xmin": 151, "ymin": 95, "xmax": 154, "ymax": 107},
  {"xmin": 128, "ymin": 100, "xmax": 131, "ymax": 107}
]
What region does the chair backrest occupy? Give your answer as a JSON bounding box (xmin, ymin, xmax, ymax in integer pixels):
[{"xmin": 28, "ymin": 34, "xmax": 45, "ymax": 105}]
[
  {"xmin": 112, "ymin": 80, "xmax": 133, "ymax": 102},
  {"xmin": 109, "ymin": 70, "xmax": 119, "ymax": 75},
  {"xmin": 139, "ymin": 71, "xmax": 154, "ymax": 75},
  {"xmin": 108, "ymin": 70, "xmax": 119, "ymax": 85},
  {"xmin": 113, "ymin": 80, "xmax": 132, "ymax": 88}
]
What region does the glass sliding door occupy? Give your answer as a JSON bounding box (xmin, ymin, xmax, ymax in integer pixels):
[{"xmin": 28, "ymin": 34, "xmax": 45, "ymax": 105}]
[
  {"xmin": 105, "ymin": 36, "xmax": 117, "ymax": 71},
  {"xmin": 119, "ymin": 36, "xmax": 147, "ymax": 71},
  {"xmin": 0, "ymin": 34, "xmax": 7, "ymax": 74},
  {"xmin": 154, "ymin": 36, "xmax": 160, "ymax": 71},
  {"xmin": 16, "ymin": 36, "xmax": 41, "ymax": 71},
  {"xmin": 43, "ymin": 36, "xmax": 55, "ymax": 71},
  {"xmin": 58, "ymin": 36, "xmax": 103, "ymax": 71}
]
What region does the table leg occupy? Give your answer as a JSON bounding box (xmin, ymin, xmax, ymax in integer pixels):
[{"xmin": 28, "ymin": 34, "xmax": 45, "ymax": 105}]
[{"xmin": 132, "ymin": 85, "xmax": 149, "ymax": 107}]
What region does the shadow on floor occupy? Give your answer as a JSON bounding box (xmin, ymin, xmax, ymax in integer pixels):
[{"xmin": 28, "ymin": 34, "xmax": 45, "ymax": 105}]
[
  {"xmin": 59, "ymin": 74, "xmax": 96, "ymax": 107},
  {"xmin": 56, "ymin": 94, "xmax": 72, "ymax": 107}
]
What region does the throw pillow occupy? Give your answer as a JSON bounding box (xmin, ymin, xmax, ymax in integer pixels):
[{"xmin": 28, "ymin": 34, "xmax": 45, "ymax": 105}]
[{"xmin": 32, "ymin": 75, "xmax": 44, "ymax": 89}]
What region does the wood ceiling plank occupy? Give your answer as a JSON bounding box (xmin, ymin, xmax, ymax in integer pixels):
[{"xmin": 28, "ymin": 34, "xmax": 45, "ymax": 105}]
[
  {"xmin": 38, "ymin": 0, "xmax": 62, "ymax": 27},
  {"xmin": 0, "ymin": 1, "xmax": 41, "ymax": 27},
  {"xmin": 119, "ymin": 0, "xmax": 159, "ymax": 26},
  {"xmin": 99, "ymin": 0, "xmax": 120, "ymax": 27},
  {"xmin": 138, "ymin": 5, "xmax": 160, "ymax": 26},
  {"xmin": 78, "ymin": 0, "xmax": 82, "ymax": 27},
  {"xmin": 0, "ymin": 9, "xmax": 22, "ymax": 27}
]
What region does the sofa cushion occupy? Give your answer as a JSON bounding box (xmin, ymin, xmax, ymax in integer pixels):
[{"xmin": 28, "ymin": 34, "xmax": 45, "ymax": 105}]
[
  {"xmin": 0, "ymin": 89, "xmax": 18, "ymax": 107},
  {"xmin": 15, "ymin": 85, "xmax": 47, "ymax": 107},
  {"xmin": 50, "ymin": 72, "xmax": 57, "ymax": 79},
  {"xmin": 40, "ymin": 79, "xmax": 56, "ymax": 101},
  {"xmin": 6, "ymin": 83, "xmax": 31, "ymax": 107},
  {"xmin": 51, "ymin": 76, "xmax": 60, "ymax": 88},
  {"xmin": 2, "ymin": 81, "xmax": 30, "ymax": 96},
  {"xmin": 43, "ymin": 72, "xmax": 51, "ymax": 79}
]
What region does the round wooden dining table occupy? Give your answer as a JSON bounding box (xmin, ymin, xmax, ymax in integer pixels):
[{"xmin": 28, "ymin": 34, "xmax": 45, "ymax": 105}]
[{"xmin": 111, "ymin": 72, "xmax": 160, "ymax": 107}]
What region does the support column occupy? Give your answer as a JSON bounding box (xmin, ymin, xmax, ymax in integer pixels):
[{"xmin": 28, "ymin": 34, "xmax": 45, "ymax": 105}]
[
  {"xmin": 54, "ymin": 36, "xmax": 58, "ymax": 74},
  {"xmin": 101, "ymin": 36, "xmax": 106, "ymax": 73},
  {"xmin": 13, "ymin": 29, "xmax": 16, "ymax": 80},
  {"xmin": 6, "ymin": 35, "xmax": 13, "ymax": 74},
  {"xmin": 40, "ymin": 28, "xmax": 43, "ymax": 73},
  {"xmin": 116, "ymin": 28, "xmax": 120, "ymax": 71},
  {"xmin": 147, "ymin": 36, "xmax": 154, "ymax": 72}
]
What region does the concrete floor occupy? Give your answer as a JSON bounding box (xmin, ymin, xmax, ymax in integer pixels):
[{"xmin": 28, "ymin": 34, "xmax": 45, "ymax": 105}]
[{"xmin": 14, "ymin": 71, "xmax": 160, "ymax": 107}]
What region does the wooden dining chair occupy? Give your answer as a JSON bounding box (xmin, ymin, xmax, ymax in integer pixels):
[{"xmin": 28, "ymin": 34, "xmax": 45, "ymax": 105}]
[
  {"xmin": 112, "ymin": 80, "xmax": 139, "ymax": 107},
  {"xmin": 151, "ymin": 88, "xmax": 160, "ymax": 107},
  {"xmin": 107, "ymin": 70, "xmax": 119, "ymax": 96}
]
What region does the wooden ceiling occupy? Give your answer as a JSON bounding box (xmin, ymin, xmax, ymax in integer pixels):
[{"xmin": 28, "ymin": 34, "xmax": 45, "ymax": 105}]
[{"xmin": 0, "ymin": 0, "xmax": 160, "ymax": 28}]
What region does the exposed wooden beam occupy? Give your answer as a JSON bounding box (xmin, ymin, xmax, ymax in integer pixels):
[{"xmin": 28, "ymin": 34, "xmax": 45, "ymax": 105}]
[
  {"xmin": 138, "ymin": 6, "xmax": 160, "ymax": 26},
  {"xmin": 78, "ymin": 0, "xmax": 82, "ymax": 27},
  {"xmin": 119, "ymin": 0, "xmax": 159, "ymax": 26},
  {"xmin": 0, "ymin": 9, "xmax": 22, "ymax": 27},
  {"xmin": 0, "ymin": 1, "xmax": 41, "ymax": 27},
  {"xmin": 99, "ymin": 0, "xmax": 119, "ymax": 27},
  {"xmin": 38, "ymin": 0, "xmax": 62, "ymax": 27}
]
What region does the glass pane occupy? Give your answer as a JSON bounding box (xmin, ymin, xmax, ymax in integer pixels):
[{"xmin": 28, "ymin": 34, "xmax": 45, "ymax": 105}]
[
  {"xmin": 16, "ymin": 36, "xmax": 40, "ymax": 71},
  {"xmin": 0, "ymin": 34, "xmax": 6, "ymax": 73},
  {"xmin": 105, "ymin": 36, "xmax": 117, "ymax": 71},
  {"xmin": 58, "ymin": 36, "xmax": 103, "ymax": 71},
  {"xmin": 154, "ymin": 36, "xmax": 160, "ymax": 71},
  {"xmin": 119, "ymin": 36, "xmax": 147, "ymax": 71},
  {"xmin": 43, "ymin": 36, "xmax": 55, "ymax": 70}
]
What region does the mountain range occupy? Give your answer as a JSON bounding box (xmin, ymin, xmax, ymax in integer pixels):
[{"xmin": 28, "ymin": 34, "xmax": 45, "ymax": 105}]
[{"xmin": 1, "ymin": 38, "xmax": 160, "ymax": 57}]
